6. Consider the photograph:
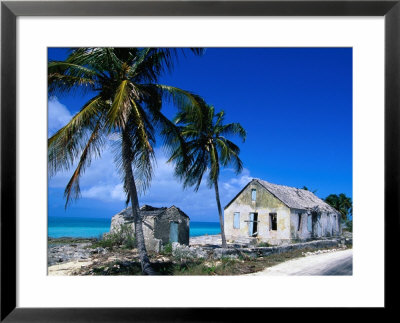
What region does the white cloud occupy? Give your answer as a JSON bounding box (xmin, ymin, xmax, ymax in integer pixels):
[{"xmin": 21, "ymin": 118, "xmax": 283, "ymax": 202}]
[
  {"xmin": 227, "ymin": 168, "xmax": 252, "ymax": 186},
  {"xmin": 82, "ymin": 183, "xmax": 125, "ymax": 202},
  {"xmin": 48, "ymin": 148, "xmax": 120, "ymax": 189},
  {"xmin": 48, "ymin": 97, "xmax": 72, "ymax": 136},
  {"xmin": 221, "ymin": 168, "xmax": 252, "ymax": 200}
]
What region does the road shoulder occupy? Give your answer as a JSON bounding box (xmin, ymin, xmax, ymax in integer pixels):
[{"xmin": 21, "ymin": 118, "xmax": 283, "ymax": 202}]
[{"xmin": 247, "ymin": 249, "xmax": 353, "ymax": 276}]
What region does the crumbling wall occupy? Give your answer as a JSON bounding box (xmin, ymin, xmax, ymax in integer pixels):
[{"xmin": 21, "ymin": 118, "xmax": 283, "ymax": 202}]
[
  {"xmin": 224, "ymin": 181, "xmax": 291, "ymax": 244},
  {"xmin": 289, "ymin": 209, "xmax": 341, "ymax": 240},
  {"xmin": 154, "ymin": 209, "xmax": 190, "ymax": 245},
  {"xmin": 109, "ymin": 211, "xmax": 161, "ymax": 252},
  {"xmin": 224, "ymin": 181, "xmax": 342, "ymax": 245},
  {"xmin": 109, "ymin": 206, "xmax": 190, "ymax": 252},
  {"xmin": 290, "ymin": 208, "xmax": 312, "ymax": 240}
]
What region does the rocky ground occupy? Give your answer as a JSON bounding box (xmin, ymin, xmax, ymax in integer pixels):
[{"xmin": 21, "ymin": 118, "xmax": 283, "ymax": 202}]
[
  {"xmin": 48, "ymin": 236, "xmax": 217, "ymax": 267},
  {"xmin": 48, "ymin": 238, "xmax": 178, "ymax": 275},
  {"xmin": 47, "ymin": 233, "xmax": 352, "ymax": 276},
  {"xmin": 47, "ymin": 235, "xmax": 248, "ymax": 275},
  {"xmin": 189, "ymin": 234, "xmax": 222, "ymax": 246},
  {"xmin": 48, "ymin": 240, "xmax": 94, "ymax": 266}
]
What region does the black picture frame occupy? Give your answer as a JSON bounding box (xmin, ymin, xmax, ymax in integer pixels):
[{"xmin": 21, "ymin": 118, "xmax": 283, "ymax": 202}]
[{"xmin": 1, "ymin": 0, "xmax": 398, "ymax": 321}]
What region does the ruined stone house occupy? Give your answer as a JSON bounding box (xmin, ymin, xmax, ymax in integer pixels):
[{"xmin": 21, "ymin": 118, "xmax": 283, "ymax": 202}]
[
  {"xmin": 224, "ymin": 179, "xmax": 341, "ymax": 245},
  {"xmin": 109, "ymin": 205, "xmax": 190, "ymax": 252}
]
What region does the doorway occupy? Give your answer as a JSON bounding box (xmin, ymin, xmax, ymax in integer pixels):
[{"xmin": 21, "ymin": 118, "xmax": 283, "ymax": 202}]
[
  {"xmin": 311, "ymin": 212, "xmax": 320, "ymax": 237},
  {"xmin": 248, "ymin": 213, "xmax": 258, "ymax": 237},
  {"xmin": 169, "ymin": 222, "xmax": 179, "ymax": 242}
]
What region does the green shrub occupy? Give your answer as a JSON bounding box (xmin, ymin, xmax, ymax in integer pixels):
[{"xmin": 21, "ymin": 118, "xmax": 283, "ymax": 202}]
[
  {"xmin": 122, "ymin": 234, "xmax": 136, "ymax": 249},
  {"xmin": 161, "ymin": 242, "xmax": 173, "ymax": 255},
  {"xmin": 92, "ymin": 224, "xmax": 136, "ymax": 250}
]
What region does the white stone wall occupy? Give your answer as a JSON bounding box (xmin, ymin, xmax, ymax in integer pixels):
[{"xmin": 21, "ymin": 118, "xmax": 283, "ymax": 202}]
[{"xmin": 224, "ymin": 182, "xmax": 291, "ymax": 244}]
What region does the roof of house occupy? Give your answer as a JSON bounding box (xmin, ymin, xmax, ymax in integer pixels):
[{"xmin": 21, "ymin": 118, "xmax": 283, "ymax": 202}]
[
  {"xmin": 225, "ymin": 178, "xmax": 340, "ymax": 214},
  {"xmin": 118, "ymin": 205, "xmax": 189, "ymax": 219}
]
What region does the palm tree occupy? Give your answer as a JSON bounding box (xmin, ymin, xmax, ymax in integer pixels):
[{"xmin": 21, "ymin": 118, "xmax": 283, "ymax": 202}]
[
  {"xmin": 324, "ymin": 193, "xmax": 352, "ymax": 220},
  {"xmin": 48, "ymin": 47, "xmax": 204, "ymax": 275},
  {"xmin": 167, "ymin": 102, "xmax": 246, "ymax": 248}
]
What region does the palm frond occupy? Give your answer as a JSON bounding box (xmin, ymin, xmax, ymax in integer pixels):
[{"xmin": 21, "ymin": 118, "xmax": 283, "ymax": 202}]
[
  {"xmin": 48, "ymin": 96, "xmax": 105, "ymax": 176},
  {"xmin": 155, "ymin": 84, "xmax": 206, "ymax": 119},
  {"xmin": 106, "ymin": 80, "xmax": 133, "ymax": 129},
  {"xmin": 184, "ymin": 148, "xmax": 208, "ymax": 191},
  {"xmin": 208, "ymin": 143, "xmax": 220, "ymax": 187},
  {"xmin": 215, "ymin": 137, "xmax": 243, "ymax": 174},
  {"xmin": 64, "ymin": 117, "xmax": 106, "ymax": 207},
  {"xmin": 130, "ymin": 99, "xmax": 154, "ymax": 152},
  {"xmin": 137, "ymin": 48, "xmax": 204, "ymax": 78},
  {"xmin": 67, "ymin": 48, "xmax": 122, "ymax": 76},
  {"xmin": 217, "ymin": 122, "xmax": 247, "ymax": 142},
  {"xmin": 168, "ymin": 102, "xmax": 246, "ymax": 191},
  {"xmin": 128, "ymin": 48, "xmax": 166, "ymax": 83},
  {"xmin": 48, "ymin": 61, "xmax": 101, "ymax": 95},
  {"xmin": 113, "ymin": 107, "xmax": 156, "ymax": 198}
]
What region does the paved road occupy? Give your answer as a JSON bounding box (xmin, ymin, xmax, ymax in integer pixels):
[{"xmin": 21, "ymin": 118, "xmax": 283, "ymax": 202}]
[{"xmin": 248, "ymin": 249, "xmax": 353, "ymax": 276}]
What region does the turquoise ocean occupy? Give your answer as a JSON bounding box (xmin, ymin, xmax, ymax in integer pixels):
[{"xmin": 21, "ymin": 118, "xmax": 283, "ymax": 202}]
[{"xmin": 48, "ymin": 217, "xmax": 221, "ymax": 238}]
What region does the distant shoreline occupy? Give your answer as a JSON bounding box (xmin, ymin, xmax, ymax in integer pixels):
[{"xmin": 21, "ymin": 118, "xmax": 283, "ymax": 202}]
[
  {"xmin": 48, "ymin": 218, "xmax": 221, "ymax": 239},
  {"xmin": 48, "ymin": 216, "xmax": 220, "ymax": 224}
]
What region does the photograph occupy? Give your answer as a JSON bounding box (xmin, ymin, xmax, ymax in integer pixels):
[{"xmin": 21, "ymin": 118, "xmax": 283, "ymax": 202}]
[{"xmin": 47, "ymin": 47, "xmax": 353, "ymax": 276}]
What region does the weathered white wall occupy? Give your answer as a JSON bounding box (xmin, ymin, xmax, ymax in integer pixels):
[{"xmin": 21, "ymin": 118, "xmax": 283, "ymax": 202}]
[
  {"xmin": 225, "ymin": 183, "xmax": 342, "ymax": 244},
  {"xmin": 224, "ymin": 181, "xmax": 291, "ymax": 244},
  {"xmin": 290, "ymin": 211, "xmax": 341, "ymax": 240},
  {"xmin": 290, "ymin": 209, "xmax": 312, "ymax": 240},
  {"xmin": 320, "ymin": 212, "xmax": 341, "ymax": 236}
]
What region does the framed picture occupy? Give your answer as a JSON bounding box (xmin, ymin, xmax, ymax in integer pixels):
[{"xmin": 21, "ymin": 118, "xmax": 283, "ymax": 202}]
[{"xmin": 1, "ymin": 0, "xmax": 398, "ymax": 320}]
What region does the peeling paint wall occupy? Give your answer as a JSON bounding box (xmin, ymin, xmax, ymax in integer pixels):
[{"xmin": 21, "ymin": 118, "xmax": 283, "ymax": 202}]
[
  {"xmin": 224, "ymin": 182, "xmax": 291, "ymax": 244},
  {"xmin": 290, "ymin": 209, "xmax": 341, "ymax": 240},
  {"xmin": 290, "ymin": 209, "xmax": 312, "ymax": 240},
  {"xmin": 224, "ymin": 182, "xmax": 342, "ymax": 244}
]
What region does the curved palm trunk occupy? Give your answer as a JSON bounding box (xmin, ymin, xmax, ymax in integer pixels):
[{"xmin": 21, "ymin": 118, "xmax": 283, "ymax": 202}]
[
  {"xmin": 122, "ymin": 132, "xmax": 156, "ymax": 275},
  {"xmin": 214, "ymin": 180, "xmax": 227, "ymax": 248}
]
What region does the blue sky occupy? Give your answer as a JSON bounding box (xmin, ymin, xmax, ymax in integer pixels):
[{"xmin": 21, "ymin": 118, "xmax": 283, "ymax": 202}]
[{"xmin": 48, "ymin": 48, "xmax": 352, "ymax": 221}]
